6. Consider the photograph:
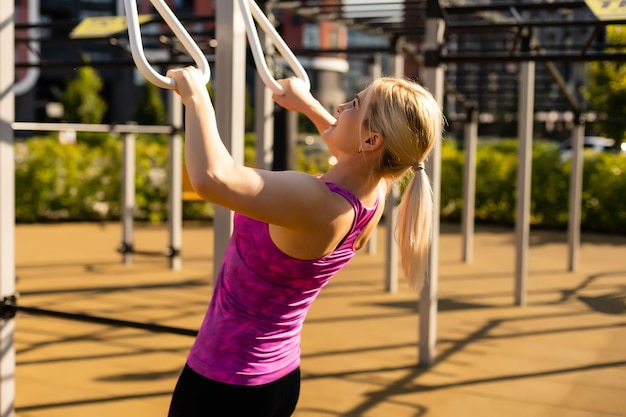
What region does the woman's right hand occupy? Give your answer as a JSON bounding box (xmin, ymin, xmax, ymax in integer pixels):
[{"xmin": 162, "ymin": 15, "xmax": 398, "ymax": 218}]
[
  {"xmin": 272, "ymin": 77, "xmax": 315, "ymax": 114},
  {"xmin": 273, "ymin": 77, "xmax": 336, "ymax": 134},
  {"xmin": 167, "ymin": 67, "xmax": 211, "ymax": 107}
]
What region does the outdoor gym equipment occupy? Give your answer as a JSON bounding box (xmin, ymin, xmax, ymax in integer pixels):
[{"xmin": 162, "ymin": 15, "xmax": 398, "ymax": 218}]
[
  {"xmin": 237, "ymin": 0, "xmax": 310, "ymax": 94},
  {"xmin": 123, "ymin": 0, "xmax": 211, "ymax": 89},
  {"xmin": 123, "ymin": 0, "xmax": 310, "ymax": 94}
]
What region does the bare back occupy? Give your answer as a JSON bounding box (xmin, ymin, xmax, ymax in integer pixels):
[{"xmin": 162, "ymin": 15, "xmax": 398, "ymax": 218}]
[{"xmin": 269, "ymin": 179, "xmax": 386, "ymax": 260}]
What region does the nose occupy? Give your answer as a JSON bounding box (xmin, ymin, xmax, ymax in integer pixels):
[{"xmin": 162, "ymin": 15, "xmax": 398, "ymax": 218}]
[{"xmin": 336, "ymin": 103, "xmax": 346, "ymax": 114}]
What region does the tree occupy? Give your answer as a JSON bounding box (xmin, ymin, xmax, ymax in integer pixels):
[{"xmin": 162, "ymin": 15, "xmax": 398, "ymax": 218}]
[
  {"xmin": 61, "ymin": 66, "xmax": 108, "ymax": 124},
  {"xmin": 584, "ymin": 25, "xmax": 626, "ymax": 144}
]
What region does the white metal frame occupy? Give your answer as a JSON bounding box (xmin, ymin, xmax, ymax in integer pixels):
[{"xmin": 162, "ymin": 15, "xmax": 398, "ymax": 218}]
[
  {"xmin": 0, "ymin": 2, "xmax": 16, "ymax": 415},
  {"xmin": 514, "ymin": 60, "xmax": 536, "ymax": 307},
  {"xmin": 238, "ymin": 0, "xmax": 310, "ymax": 94},
  {"xmin": 123, "ymin": 0, "xmax": 309, "ymax": 94},
  {"xmin": 420, "ymin": 16, "xmax": 446, "ymax": 367},
  {"xmin": 123, "ymin": 0, "xmax": 210, "ymax": 89}
]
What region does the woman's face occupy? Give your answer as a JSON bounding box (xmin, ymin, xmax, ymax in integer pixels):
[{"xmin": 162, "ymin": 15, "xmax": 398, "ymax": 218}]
[{"xmin": 322, "ymin": 87, "xmax": 371, "ymax": 156}]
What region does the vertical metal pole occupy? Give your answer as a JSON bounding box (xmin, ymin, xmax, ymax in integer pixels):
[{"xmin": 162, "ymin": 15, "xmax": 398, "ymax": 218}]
[
  {"xmin": 254, "ymin": 79, "xmax": 275, "ymax": 170},
  {"xmin": 254, "ymin": 83, "xmax": 275, "ymax": 170},
  {"xmin": 0, "ymin": 0, "xmax": 16, "ymax": 414},
  {"xmin": 214, "ymin": 0, "xmax": 246, "ymax": 281},
  {"xmin": 384, "ymin": 183, "xmax": 400, "ymax": 293},
  {"xmin": 419, "ymin": 5, "xmax": 445, "ymax": 366},
  {"xmin": 286, "ymin": 111, "xmax": 298, "ymax": 170},
  {"xmin": 461, "ymin": 108, "xmax": 478, "ymax": 263},
  {"xmin": 366, "ymin": 53, "xmax": 382, "ymax": 256},
  {"xmin": 254, "ymin": 0, "xmax": 274, "ymax": 171},
  {"xmin": 121, "ymin": 132, "xmax": 136, "ymax": 265},
  {"xmin": 384, "ymin": 38, "xmax": 405, "ymax": 294},
  {"xmin": 515, "ymin": 46, "xmax": 536, "ymax": 307},
  {"xmin": 168, "ymin": 92, "xmax": 183, "ymax": 270},
  {"xmin": 567, "ymin": 115, "xmax": 585, "ymax": 271}
]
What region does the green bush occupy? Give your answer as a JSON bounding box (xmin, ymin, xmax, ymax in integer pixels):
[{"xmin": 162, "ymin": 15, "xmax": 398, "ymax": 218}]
[
  {"xmin": 440, "ymin": 138, "xmax": 626, "ymax": 234},
  {"xmin": 440, "ymin": 140, "xmax": 464, "ymax": 219},
  {"xmin": 14, "ymin": 135, "xmax": 211, "ymax": 223},
  {"xmin": 15, "ymin": 136, "xmax": 121, "ymax": 222},
  {"xmin": 580, "ymin": 153, "xmax": 626, "ymax": 232},
  {"xmin": 13, "ymin": 135, "xmax": 626, "ymax": 234}
]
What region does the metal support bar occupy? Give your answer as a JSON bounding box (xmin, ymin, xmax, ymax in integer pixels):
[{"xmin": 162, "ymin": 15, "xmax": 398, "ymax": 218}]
[
  {"xmin": 213, "ymin": 0, "xmax": 247, "ymax": 282},
  {"xmin": 12, "ymin": 122, "xmax": 173, "ymax": 134},
  {"xmin": 384, "ymin": 37, "xmax": 405, "ymax": 294},
  {"xmin": 461, "ymin": 108, "xmax": 478, "ymax": 263},
  {"xmin": 567, "ymin": 114, "xmax": 585, "ymax": 271},
  {"xmin": 366, "ymin": 53, "xmax": 383, "ymax": 256},
  {"xmin": 0, "ymin": 0, "xmax": 16, "ymax": 414},
  {"xmin": 419, "ymin": 8, "xmax": 445, "ymax": 367},
  {"xmin": 514, "ymin": 57, "xmax": 536, "ymax": 307},
  {"xmin": 120, "ymin": 132, "xmax": 136, "ymax": 265},
  {"xmin": 384, "ymin": 184, "xmax": 399, "ymax": 294},
  {"xmin": 253, "ymin": 1, "xmax": 275, "ymax": 171},
  {"xmin": 168, "ymin": 91, "xmax": 183, "ymax": 270}
]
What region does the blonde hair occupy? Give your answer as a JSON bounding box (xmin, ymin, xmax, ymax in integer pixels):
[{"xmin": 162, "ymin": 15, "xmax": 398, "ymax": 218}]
[{"xmin": 360, "ymin": 77, "xmax": 443, "ymax": 291}]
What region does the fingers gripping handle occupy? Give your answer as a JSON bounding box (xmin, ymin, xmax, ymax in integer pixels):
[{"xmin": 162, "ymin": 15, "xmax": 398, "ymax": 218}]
[
  {"xmin": 123, "ymin": 0, "xmax": 211, "ymax": 89},
  {"xmin": 238, "ymin": 0, "xmax": 310, "ymax": 95}
]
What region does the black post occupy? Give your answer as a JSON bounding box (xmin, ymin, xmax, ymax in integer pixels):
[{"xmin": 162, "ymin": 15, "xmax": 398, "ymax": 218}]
[{"xmin": 272, "ymin": 105, "xmax": 288, "ymax": 171}]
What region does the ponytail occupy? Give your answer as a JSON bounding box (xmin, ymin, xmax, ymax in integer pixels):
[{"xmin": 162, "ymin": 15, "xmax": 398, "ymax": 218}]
[
  {"xmin": 361, "ymin": 77, "xmax": 442, "ymax": 290},
  {"xmin": 395, "ymin": 168, "xmax": 433, "ymax": 291}
]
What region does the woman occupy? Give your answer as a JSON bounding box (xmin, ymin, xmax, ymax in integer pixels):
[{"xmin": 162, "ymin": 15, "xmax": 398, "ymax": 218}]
[{"xmin": 166, "ymin": 68, "xmax": 444, "ymax": 417}]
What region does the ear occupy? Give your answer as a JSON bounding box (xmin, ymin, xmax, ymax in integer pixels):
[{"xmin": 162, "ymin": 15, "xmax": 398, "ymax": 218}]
[{"xmin": 363, "ymin": 133, "xmax": 384, "ymax": 152}]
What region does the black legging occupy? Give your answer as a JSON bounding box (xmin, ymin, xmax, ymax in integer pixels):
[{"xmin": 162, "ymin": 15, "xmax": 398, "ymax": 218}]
[{"xmin": 167, "ymin": 364, "xmax": 301, "ymax": 417}]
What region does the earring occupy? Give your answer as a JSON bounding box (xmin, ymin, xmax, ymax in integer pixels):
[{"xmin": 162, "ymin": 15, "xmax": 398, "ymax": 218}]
[{"xmin": 359, "ymin": 137, "xmax": 371, "ymax": 154}]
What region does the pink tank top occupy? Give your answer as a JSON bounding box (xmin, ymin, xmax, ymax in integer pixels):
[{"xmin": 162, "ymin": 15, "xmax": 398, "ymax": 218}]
[{"xmin": 187, "ymin": 182, "xmax": 379, "ymax": 386}]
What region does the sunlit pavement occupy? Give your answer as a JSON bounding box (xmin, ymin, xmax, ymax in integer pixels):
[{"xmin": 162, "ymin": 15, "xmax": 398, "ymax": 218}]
[{"xmin": 14, "ymin": 221, "xmax": 626, "ymax": 417}]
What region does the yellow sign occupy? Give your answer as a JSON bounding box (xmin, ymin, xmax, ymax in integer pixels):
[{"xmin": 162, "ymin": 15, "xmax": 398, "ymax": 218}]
[
  {"xmin": 585, "ymin": 0, "xmax": 626, "ymax": 21},
  {"xmin": 70, "ymin": 15, "xmax": 153, "ymax": 39}
]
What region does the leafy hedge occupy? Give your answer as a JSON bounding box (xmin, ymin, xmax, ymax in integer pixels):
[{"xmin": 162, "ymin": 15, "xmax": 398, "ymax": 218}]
[
  {"xmin": 15, "ymin": 134, "xmax": 212, "ymax": 223},
  {"xmin": 440, "ymin": 139, "xmax": 626, "ymax": 234},
  {"xmin": 13, "ymin": 136, "xmax": 626, "ymax": 234}
]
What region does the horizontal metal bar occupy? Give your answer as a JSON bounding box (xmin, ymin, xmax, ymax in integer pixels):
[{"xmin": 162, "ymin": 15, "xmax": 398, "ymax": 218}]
[
  {"xmin": 440, "ymin": 1, "xmax": 589, "ymax": 14},
  {"xmin": 14, "ymin": 14, "xmax": 216, "ymax": 30},
  {"xmin": 440, "ymin": 51, "xmax": 626, "ymax": 63},
  {"xmin": 447, "ymin": 19, "xmax": 624, "ymax": 31},
  {"xmin": 14, "ymin": 57, "xmax": 215, "ymax": 69},
  {"xmin": 12, "ymin": 122, "xmax": 174, "ymax": 134},
  {"xmin": 15, "ymin": 30, "xmax": 216, "ymax": 44},
  {"xmin": 274, "ymin": 1, "xmax": 424, "ymax": 11},
  {"xmin": 291, "ymin": 47, "xmax": 626, "ymax": 63}
]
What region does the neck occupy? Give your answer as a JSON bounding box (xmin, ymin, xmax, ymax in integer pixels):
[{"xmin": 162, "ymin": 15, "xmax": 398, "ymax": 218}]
[{"xmin": 321, "ymin": 157, "xmax": 384, "ymax": 202}]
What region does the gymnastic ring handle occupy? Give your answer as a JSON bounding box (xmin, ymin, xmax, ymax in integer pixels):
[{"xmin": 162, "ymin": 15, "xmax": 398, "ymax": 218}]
[
  {"xmin": 238, "ymin": 0, "xmax": 310, "ymax": 95},
  {"xmin": 123, "ymin": 0, "xmax": 211, "ymax": 89}
]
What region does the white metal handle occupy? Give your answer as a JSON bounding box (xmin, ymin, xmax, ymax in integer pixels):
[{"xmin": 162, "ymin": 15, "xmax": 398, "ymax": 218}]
[
  {"xmin": 123, "ymin": 0, "xmax": 211, "ymax": 89},
  {"xmin": 238, "ymin": 0, "xmax": 310, "ymax": 95}
]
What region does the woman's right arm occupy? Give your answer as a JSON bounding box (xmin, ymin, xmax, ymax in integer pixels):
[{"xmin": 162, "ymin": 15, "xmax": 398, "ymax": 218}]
[
  {"xmin": 167, "ymin": 68, "xmax": 342, "ymax": 231},
  {"xmin": 272, "ymin": 78, "xmax": 336, "ymax": 135}
]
